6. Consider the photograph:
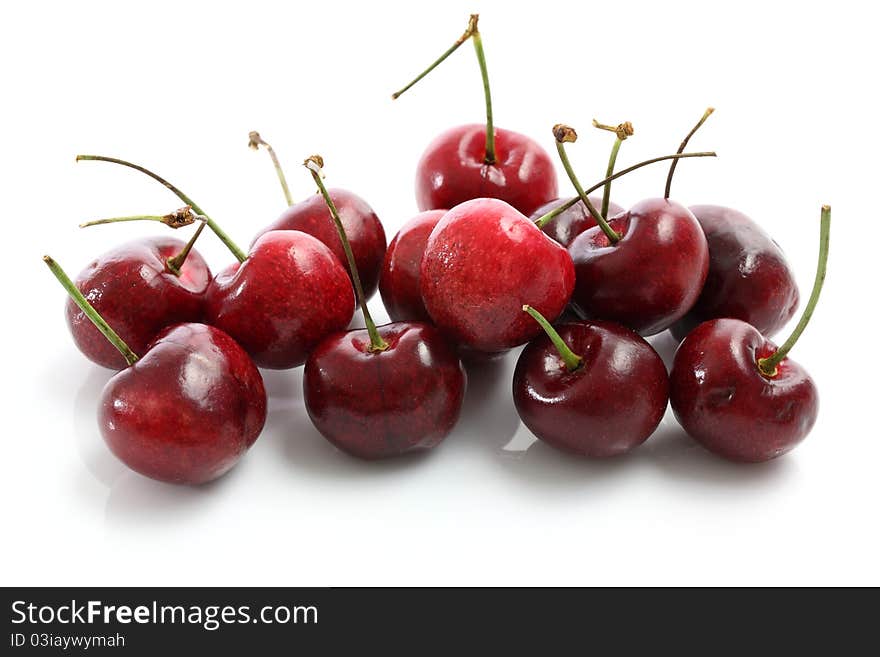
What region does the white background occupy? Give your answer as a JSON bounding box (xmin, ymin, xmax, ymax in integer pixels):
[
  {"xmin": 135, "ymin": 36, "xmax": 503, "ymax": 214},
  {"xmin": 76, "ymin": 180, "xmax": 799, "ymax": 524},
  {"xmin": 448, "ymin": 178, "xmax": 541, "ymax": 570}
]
[{"xmin": 2, "ymin": 0, "xmax": 878, "ymax": 586}]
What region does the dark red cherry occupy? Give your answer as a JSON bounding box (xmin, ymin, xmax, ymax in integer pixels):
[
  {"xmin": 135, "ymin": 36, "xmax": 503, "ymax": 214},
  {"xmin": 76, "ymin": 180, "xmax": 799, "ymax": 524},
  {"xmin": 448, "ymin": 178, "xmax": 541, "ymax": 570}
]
[
  {"xmin": 420, "ymin": 198, "xmax": 575, "ymax": 352},
  {"xmin": 513, "ymin": 312, "xmax": 668, "ymax": 457},
  {"xmin": 529, "ymin": 196, "xmax": 624, "ymax": 248},
  {"xmin": 205, "ymin": 230, "xmax": 355, "ymax": 369},
  {"xmin": 379, "ymin": 209, "xmax": 445, "ymax": 322},
  {"xmin": 101, "ymin": 323, "xmax": 267, "ymax": 484},
  {"xmin": 45, "ymin": 257, "xmax": 266, "ymax": 485},
  {"xmin": 670, "ymin": 204, "xmax": 799, "ymax": 341},
  {"xmin": 670, "ymin": 319, "xmax": 818, "ymax": 462},
  {"xmin": 301, "ymin": 155, "xmax": 465, "ymax": 460},
  {"xmin": 304, "ymin": 322, "xmax": 466, "ymax": 459},
  {"xmin": 253, "ymin": 189, "xmax": 386, "ymax": 299},
  {"xmin": 568, "ymin": 198, "xmax": 709, "ymax": 335},
  {"xmin": 669, "ymin": 206, "xmax": 830, "ymax": 463},
  {"xmin": 66, "ymin": 236, "xmax": 210, "ymax": 370}
]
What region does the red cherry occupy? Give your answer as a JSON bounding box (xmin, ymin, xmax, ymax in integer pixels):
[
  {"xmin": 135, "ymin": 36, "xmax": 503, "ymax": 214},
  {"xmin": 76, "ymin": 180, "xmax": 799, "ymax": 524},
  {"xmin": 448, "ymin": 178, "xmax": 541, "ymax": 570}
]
[
  {"xmin": 66, "ymin": 234, "xmax": 210, "ymax": 370},
  {"xmin": 304, "ymin": 323, "xmax": 466, "ymax": 459},
  {"xmin": 669, "ymin": 206, "xmax": 830, "ymax": 462},
  {"xmin": 414, "ymin": 124, "xmax": 557, "ymax": 216},
  {"xmin": 45, "ymin": 257, "xmax": 266, "ymax": 485},
  {"xmin": 392, "ymin": 15, "xmax": 556, "ymax": 216},
  {"xmin": 568, "ymin": 198, "xmax": 709, "ymax": 335},
  {"xmin": 379, "ymin": 209, "xmax": 445, "ymax": 322},
  {"xmin": 253, "ymin": 188, "xmax": 386, "ymax": 298},
  {"xmin": 205, "ymin": 230, "xmax": 355, "ymax": 370},
  {"xmin": 301, "ymin": 156, "xmax": 466, "ymax": 459},
  {"xmin": 420, "ymin": 198, "xmax": 575, "ymax": 352},
  {"xmin": 101, "ymin": 323, "xmax": 267, "ymax": 484},
  {"xmin": 669, "ymin": 205, "xmax": 799, "ymax": 340},
  {"xmin": 514, "ymin": 309, "xmax": 668, "ymax": 457}
]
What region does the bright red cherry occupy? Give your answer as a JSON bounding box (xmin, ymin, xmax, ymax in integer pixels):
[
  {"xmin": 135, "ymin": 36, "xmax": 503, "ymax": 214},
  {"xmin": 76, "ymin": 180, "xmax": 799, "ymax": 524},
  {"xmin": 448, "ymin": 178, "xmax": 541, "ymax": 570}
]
[
  {"xmin": 45, "ymin": 257, "xmax": 266, "ymax": 485},
  {"xmin": 66, "ymin": 227, "xmax": 210, "ymax": 370},
  {"xmin": 420, "ymin": 198, "xmax": 575, "ymax": 352},
  {"xmin": 392, "ymin": 15, "xmax": 557, "ymax": 216},
  {"xmin": 670, "ymin": 204, "xmax": 799, "ymax": 341},
  {"xmin": 514, "ymin": 308, "xmax": 668, "ymax": 457},
  {"xmin": 379, "ymin": 209, "xmax": 445, "ymax": 322},
  {"xmin": 205, "ymin": 230, "xmax": 354, "ymax": 370},
  {"xmin": 301, "ymin": 156, "xmax": 466, "ymax": 459},
  {"xmin": 670, "ymin": 206, "xmax": 830, "ymax": 462},
  {"xmin": 249, "ymin": 131, "xmax": 386, "ymax": 298}
]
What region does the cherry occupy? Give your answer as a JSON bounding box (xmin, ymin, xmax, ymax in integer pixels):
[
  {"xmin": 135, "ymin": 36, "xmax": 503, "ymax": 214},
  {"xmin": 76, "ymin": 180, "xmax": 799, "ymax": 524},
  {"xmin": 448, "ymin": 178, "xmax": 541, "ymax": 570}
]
[
  {"xmin": 78, "ymin": 153, "xmax": 355, "ymax": 369},
  {"xmin": 65, "ymin": 213, "xmax": 211, "ymax": 369},
  {"xmin": 392, "ymin": 14, "xmax": 557, "ymax": 216},
  {"xmin": 557, "ymin": 121, "xmax": 712, "ymax": 335},
  {"xmin": 513, "ymin": 307, "xmax": 668, "ymax": 457},
  {"xmin": 44, "ymin": 257, "xmax": 266, "ymax": 484},
  {"xmin": 529, "ymin": 119, "xmax": 632, "ymax": 246},
  {"xmin": 379, "ymin": 209, "xmax": 446, "ymax": 322},
  {"xmin": 302, "ymin": 157, "xmax": 466, "ymax": 459},
  {"xmin": 205, "ymin": 230, "xmax": 355, "ymax": 369},
  {"xmin": 669, "ymin": 206, "xmax": 830, "ymax": 462},
  {"xmin": 420, "ymin": 197, "xmax": 575, "ymax": 353},
  {"xmin": 669, "ymin": 204, "xmax": 799, "ymax": 341},
  {"xmin": 249, "ymin": 132, "xmax": 387, "ymax": 298}
]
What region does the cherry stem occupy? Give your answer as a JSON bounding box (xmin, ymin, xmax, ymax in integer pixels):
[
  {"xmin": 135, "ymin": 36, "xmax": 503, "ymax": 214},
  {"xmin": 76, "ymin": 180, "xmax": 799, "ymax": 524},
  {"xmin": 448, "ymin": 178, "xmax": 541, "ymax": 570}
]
[
  {"xmin": 165, "ymin": 219, "xmax": 207, "ymax": 276},
  {"xmin": 553, "ymin": 124, "xmax": 620, "ymax": 243},
  {"xmin": 249, "ymin": 131, "xmax": 293, "ymax": 206},
  {"xmin": 664, "ymin": 107, "xmax": 714, "ymax": 199},
  {"xmin": 757, "ymin": 205, "xmax": 831, "ymax": 377},
  {"xmin": 42, "ymin": 255, "xmax": 139, "ymax": 366},
  {"xmin": 522, "ymin": 305, "xmax": 582, "ymax": 372},
  {"xmin": 593, "ymin": 119, "xmax": 633, "ymax": 219},
  {"xmin": 391, "ymin": 14, "xmax": 495, "ymax": 164},
  {"xmin": 75, "ymin": 155, "xmax": 247, "ymax": 263},
  {"xmin": 533, "ymin": 151, "xmax": 717, "ymax": 229},
  {"xmin": 304, "ymin": 155, "xmax": 388, "ymax": 353},
  {"xmin": 79, "ymin": 206, "xmax": 198, "ymax": 230}
]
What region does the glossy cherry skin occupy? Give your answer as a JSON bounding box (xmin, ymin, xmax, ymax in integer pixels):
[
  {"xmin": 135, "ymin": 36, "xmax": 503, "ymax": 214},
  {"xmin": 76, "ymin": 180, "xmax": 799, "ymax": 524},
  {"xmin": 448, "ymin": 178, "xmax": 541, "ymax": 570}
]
[
  {"xmin": 66, "ymin": 236, "xmax": 211, "ymax": 370},
  {"xmin": 529, "ymin": 196, "xmax": 625, "ymax": 248},
  {"xmin": 420, "ymin": 198, "xmax": 576, "ymax": 353},
  {"xmin": 379, "ymin": 210, "xmax": 445, "ymax": 322},
  {"xmin": 205, "ymin": 230, "xmax": 355, "ymax": 369},
  {"xmin": 415, "ymin": 124, "xmax": 558, "ymax": 217},
  {"xmin": 100, "ymin": 323, "xmax": 267, "ymax": 484},
  {"xmin": 303, "ymin": 322, "xmax": 466, "ymax": 460},
  {"xmin": 253, "ymin": 188, "xmax": 387, "ymax": 298},
  {"xmin": 669, "ymin": 318, "xmax": 818, "ymax": 463},
  {"xmin": 514, "ymin": 321, "xmax": 668, "ymax": 457},
  {"xmin": 568, "ymin": 198, "xmax": 709, "ymax": 336},
  {"xmin": 669, "ymin": 205, "xmax": 799, "ymax": 341}
]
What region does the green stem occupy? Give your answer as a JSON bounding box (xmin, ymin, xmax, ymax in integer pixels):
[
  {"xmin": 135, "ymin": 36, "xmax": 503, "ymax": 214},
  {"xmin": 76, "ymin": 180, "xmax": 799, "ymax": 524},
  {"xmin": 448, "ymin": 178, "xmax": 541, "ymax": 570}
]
[
  {"xmin": 304, "ymin": 156, "xmax": 388, "ymax": 352},
  {"xmin": 664, "ymin": 107, "xmax": 714, "ymax": 199},
  {"xmin": 592, "ymin": 119, "xmax": 633, "ymax": 219},
  {"xmin": 391, "ymin": 14, "xmax": 495, "ymax": 164},
  {"xmin": 79, "ymin": 206, "xmax": 197, "ymax": 230},
  {"xmin": 758, "ymin": 205, "xmax": 831, "ymax": 377},
  {"xmin": 43, "ymin": 255, "xmax": 139, "ymax": 366},
  {"xmin": 553, "ymin": 125, "xmax": 620, "ymax": 243},
  {"xmin": 523, "ymin": 305, "xmax": 582, "ymax": 371},
  {"xmin": 249, "ymin": 131, "xmax": 293, "ymax": 206},
  {"xmin": 165, "ymin": 220, "xmax": 207, "ymax": 276},
  {"xmin": 76, "ymin": 154, "xmax": 247, "ymax": 263},
  {"xmin": 533, "ymin": 151, "xmax": 717, "ymax": 229}
]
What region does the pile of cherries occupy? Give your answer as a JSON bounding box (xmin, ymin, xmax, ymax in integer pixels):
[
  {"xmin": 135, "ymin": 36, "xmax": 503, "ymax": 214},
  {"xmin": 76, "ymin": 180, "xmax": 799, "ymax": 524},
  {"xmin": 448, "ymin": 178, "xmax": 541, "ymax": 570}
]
[{"xmin": 46, "ymin": 15, "xmax": 830, "ymax": 485}]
